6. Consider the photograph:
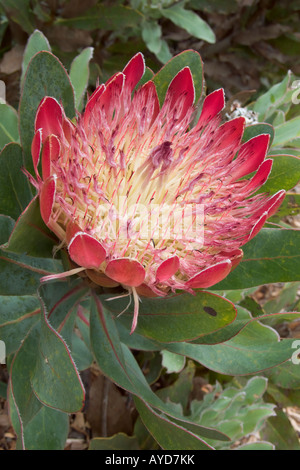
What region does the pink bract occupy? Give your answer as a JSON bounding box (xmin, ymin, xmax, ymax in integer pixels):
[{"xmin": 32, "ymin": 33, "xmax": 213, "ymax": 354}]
[{"xmin": 28, "ymin": 52, "xmax": 285, "ymax": 332}]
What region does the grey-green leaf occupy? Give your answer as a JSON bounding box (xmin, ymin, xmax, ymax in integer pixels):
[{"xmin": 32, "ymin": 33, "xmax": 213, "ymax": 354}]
[
  {"xmin": 69, "ymin": 47, "xmax": 93, "ymax": 110},
  {"xmin": 161, "ymin": 5, "xmax": 216, "ymax": 43}
]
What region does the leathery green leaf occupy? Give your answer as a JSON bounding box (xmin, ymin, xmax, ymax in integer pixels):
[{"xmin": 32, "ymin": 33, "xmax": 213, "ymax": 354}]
[
  {"xmin": 90, "ymin": 294, "xmax": 230, "ymax": 443},
  {"xmin": 165, "ymin": 307, "xmax": 296, "ymax": 376},
  {"xmin": 0, "ymin": 103, "xmax": 19, "ymax": 149},
  {"xmin": 4, "ymin": 196, "xmax": 56, "ymax": 258},
  {"xmin": 30, "ymin": 294, "xmax": 85, "ymax": 413},
  {"xmin": 104, "ymin": 291, "xmax": 237, "ymax": 343},
  {"xmin": 0, "ymin": 143, "xmax": 32, "ymax": 220},
  {"xmin": 212, "ymin": 229, "xmax": 300, "ymax": 290},
  {"xmin": 134, "ymin": 398, "xmax": 214, "ymax": 450}
]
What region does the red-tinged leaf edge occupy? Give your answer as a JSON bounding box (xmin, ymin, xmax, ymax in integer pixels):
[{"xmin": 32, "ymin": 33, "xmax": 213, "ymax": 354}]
[{"xmin": 31, "ymin": 292, "xmax": 86, "ymax": 412}]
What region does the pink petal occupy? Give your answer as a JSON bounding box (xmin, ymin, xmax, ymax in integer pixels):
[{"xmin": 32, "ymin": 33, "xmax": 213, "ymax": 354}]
[
  {"xmin": 66, "ymin": 220, "xmax": 81, "ymax": 244},
  {"xmin": 218, "ymin": 249, "xmax": 244, "ymax": 270},
  {"xmin": 196, "ymin": 88, "xmax": 225, "ymax": 129},
  {"xmin": 97, "ymin": 73, "xmax": 125, "ymax": 122},
  {"xmin": 42, "ymin": 134, "xmax": 61, "ymax": 181},
  {"xmin": 84, "ymin": 84, "xmax": 105, "ymax": 128},
  {"xmin": 229, "ymin": 249, "xmax": 244, "ymax": 270},
  {"xmin": 156, "ymin": 256, "xmax": 179, "ymax": 282},
  {"xmin": 31, "ymin": 128, "xmax": 42, "ymax": 179},
  {"xmin": 266, "ymin": 190, "xmax": 286, "ymax": 217},
  {"xmin": 254, "ymin": 189, "xmax": 286, "ymax": 219},
  {"xmin": 122, "ymin": 52, "xmax": 145, "ymax": 93},
  {"xmin": 62, "ymin": 118, "xmax": 75, "ymax": 144},
  {"xmin": 231, "ymin": 134, "xmax": 270, "ymax": 180},
  {"xmin": 242, "ymin": 159, "xmax": 273, "ymax": 194},
  {"xmin": 105, "ymin": 258, "xmax": 145, "ymax": 287},
  {"xmin": 165, "ymin": 67, "xmax": 195, "ymax": 120},
  {"xmin": 39, "ymin": 175, "xmax": 56, "ymax": 225},
  {"xmin": 138, "ymin": 80, "xmax": 160, "ymax": 127},
  {"xmin": 218, "ymin": 116, "xmax": 245, "ymax": 149},
  {"xmin": 35, "ymin": 97, "xmax": 63, "ymax": 142},
  {"xmin": 243, "ymin": 212, "xmax": 268, "ymax": 244},
  {"xmin": 68, "ymin": 232, "xmax": 106, "ymax": 269},
  {"xmin": 186, "ymin": 260, "xmax": 232, "ymax": 289}
]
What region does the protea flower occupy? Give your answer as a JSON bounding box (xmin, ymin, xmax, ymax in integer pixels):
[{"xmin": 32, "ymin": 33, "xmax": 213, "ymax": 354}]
[{"xmin": 28, "ymin": 52, "xmax": 285, "ymax": 333}]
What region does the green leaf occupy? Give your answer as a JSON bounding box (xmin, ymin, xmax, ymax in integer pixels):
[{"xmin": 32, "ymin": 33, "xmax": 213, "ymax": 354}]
[
  {"xmin": 272, "ymin": 110, "xmax": 285, "ymax": 127},
  {"xmin": 30, "ymin": 294, "xmax": 85, "ymax": 413},
  {"xmin": 0, "ymin": 143, "xmax": 32, "ymax": 219},
  {"xmin": 239, "ymin": 296, "xmax": 264, "ymax": 317},
  {"xmin": 272, "ymin": 116, "xmax": 300, "ymax": 147},
  {"xmin": 39, "ymin": 280, "xmax": 88, "ymax": 331},
  {"xmin": 21, "ymin": 29, "xmax": 51, "ymax": 86},
  {"xmin": 142, "ymin": 21, "xmax": 162, "ymax": 55},
  {"xmin": 152, "ymin": 50, "xmax": 203, "ymax": 106},
  {"xmin": 90, "ymin": 433, "xmax": 140, "ymax": 450},
  {"xmin": 262, "ymin": 409, "xmax": 300, "ymax": 450},
  {"xmin": 241, "ymin": 406, "xmax": 276, "ymax": 435},
  {"xmin": 134, "ymin": 398, "xmax": 214, "ymax": 450},
  {"xmin": 188, "ymin": 0, "xmax": 238, "ymax": 14},
  {"xmin": 69, "ymin": 47, "xmax": 93, "ymax": 110},
  {"xmin": 90, "ymin": 295, "xmax": 229, "ymax": 443},
  {"xmin": 0, "ymin": 0, "xmax": 35, "ymax": 34},
  {"xmin": 251, "ymin": 72, "xmax": 292, "ymax": 121},
  {"xmin": 20, "ymin": 406, "xmax": 69, "ymax": 450},
  {"xmin": 0, "ymin": 103, "xmax": 19, "ymax": 149},
  {"xmin": 243, "ymin": 376, "xmax": 268, "ymax": 403},
  {"xmin": 19, "ymin": 51, "xmax": 75, "ymax": 175},
  {"xmin": 117, "ymin": 318, "xmax": 160, "ymax": 351},
  {"xmin": 157, "ymin": 360, "xmax": 195, "ymax": 411},
  {"xmin": 161, "ymin": 5, "xmax": 216, "ymax": 43},
  {"xmin": 235, "ymin": 441, "xmax": 275, "ymax": 450},
  {"xmin": 165, "ymin": 308, "xmax": 296, "ymax": 375},
  {"xmin": 242, "ymin": 123, "xmax": 274, "ymax": 146},
  {"xmin": 161, "ymin": 350, "xmax": 185, "ymax": 374},
  {"xmin": 212, "ymin": 229, "xmax": 300, "ymax": 290},
  {"xmin": 9, "ymin": 344, "xmax": 69, "ymax": 450},
  {"xmin": 4, "ymin": 196, "xmax": 56, "ymax": 258},
  {"xmin": 0, "ymin": 249, "xmax": 63, "ymax": 295},
  {"xmin": 38, "ymin": 281, "xmax": 90, "ymax": 371},
  {"xmin": 155, "ymin": 39, "xmax": 172, "ymax": 64},
  {"xmin": 263, "ymin": 282, "xmax": 300, "ymax": 314},
  {"xmin": 55, "ymin": 5, "xmax": 143, "ymax": 30},
  {"xmin": 265, "ymin": 360, "xmax": 300, "ymax": 389},
  {"xmin": 71, "ymin": 332, "xmax": 93, "ymax": 371},
  {"xmin": 9, "ymin": 324, "xmax": 43, "ymax": 435},
  {"xmin": 0, "ymin": 215, "xmax": 15, "ymax": 244},
  {"xmin": 0, "ymin": 295, "xmax": 40, "ymax": 354},
  {"xmin": 106, "ymin": 291, "xmax": 237, "ymax": 343}
]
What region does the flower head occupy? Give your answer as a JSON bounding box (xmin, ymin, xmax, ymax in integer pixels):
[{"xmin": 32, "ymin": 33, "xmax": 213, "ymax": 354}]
[{"xmin": 29, "ymin": 52, "xmax": 285, "ymax": 332}]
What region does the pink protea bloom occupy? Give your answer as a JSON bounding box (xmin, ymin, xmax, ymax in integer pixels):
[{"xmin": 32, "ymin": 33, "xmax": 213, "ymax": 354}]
[{"xmin": 28, "ymin": 52, "xmax": 285, "ymax": 333}]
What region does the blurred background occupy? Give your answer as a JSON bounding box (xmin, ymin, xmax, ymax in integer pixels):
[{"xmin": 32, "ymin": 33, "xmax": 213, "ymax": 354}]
[{"xmin": 0, "ymin": 0, "xmax": 300, "ymax": 106}]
